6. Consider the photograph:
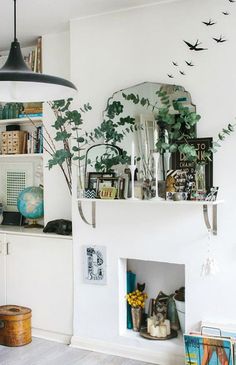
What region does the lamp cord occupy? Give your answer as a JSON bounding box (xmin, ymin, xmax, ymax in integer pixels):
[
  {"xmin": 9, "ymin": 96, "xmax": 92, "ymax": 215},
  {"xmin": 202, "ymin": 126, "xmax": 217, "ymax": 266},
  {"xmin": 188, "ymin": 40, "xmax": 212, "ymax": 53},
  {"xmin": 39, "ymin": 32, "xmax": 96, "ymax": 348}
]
[{"xmin": 14, "ymin": 0, "xmax": 17, "ymax": 41}]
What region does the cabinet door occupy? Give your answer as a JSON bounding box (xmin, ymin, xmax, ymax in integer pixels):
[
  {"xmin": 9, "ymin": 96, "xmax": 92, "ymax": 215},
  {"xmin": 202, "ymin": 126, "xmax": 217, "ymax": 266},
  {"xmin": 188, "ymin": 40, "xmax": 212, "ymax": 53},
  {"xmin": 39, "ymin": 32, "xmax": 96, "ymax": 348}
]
[
  {"xmin": 6, "ymin": 234, "xmax": 73, "ymax": 335},
  {"xmin": 0, "ymin": 234, "xmax": 6, "ymax": 305}
]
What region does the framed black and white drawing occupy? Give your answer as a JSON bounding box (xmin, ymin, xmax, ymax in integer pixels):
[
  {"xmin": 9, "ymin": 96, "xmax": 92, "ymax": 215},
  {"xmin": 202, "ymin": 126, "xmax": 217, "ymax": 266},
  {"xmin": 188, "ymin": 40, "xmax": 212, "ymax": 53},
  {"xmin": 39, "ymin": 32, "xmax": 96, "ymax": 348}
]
[{"xmin": 83, "ymin": 245, "xmax": 107, "ymax": 285}]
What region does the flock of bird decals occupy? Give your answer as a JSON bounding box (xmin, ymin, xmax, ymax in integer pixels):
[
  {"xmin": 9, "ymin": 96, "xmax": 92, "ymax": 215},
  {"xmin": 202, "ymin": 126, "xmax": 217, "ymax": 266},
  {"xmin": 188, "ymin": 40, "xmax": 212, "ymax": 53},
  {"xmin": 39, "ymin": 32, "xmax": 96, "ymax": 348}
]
[{"xmin": 167, "ymin": 0, "xmax": 234, "ymax": 79}]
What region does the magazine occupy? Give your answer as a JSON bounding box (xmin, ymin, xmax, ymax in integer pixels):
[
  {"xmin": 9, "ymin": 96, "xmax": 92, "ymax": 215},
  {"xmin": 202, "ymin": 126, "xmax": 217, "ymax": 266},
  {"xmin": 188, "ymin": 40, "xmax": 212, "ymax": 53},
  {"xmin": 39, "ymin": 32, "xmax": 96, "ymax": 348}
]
[{"xmin": 184, "ymin": 333, "xmax": 234, "ymax": 365}]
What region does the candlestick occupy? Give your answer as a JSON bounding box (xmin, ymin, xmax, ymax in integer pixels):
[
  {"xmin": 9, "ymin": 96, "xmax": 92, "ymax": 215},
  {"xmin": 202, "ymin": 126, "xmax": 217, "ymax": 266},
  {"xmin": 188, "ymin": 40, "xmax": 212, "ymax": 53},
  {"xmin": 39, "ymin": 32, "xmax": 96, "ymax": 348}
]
[
  {"xmin": 152, "ymin": 152, "xmax": 164, "ymax": 201},
  {"xmin": 129, "ymin": 141, "xmax": 139, "ymax": 200},
  {"xmin": 131, "ymin": 141, "xmax": 135, "ymax": 167}
]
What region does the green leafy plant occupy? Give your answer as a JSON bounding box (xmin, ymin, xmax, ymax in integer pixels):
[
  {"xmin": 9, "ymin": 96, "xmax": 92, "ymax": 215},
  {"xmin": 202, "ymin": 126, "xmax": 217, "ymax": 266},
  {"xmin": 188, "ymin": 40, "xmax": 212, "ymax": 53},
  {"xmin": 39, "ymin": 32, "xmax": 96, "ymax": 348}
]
[
  {"xmin": 122, "ymin": 88, "xmax": 201, "ymax": 161},
  {"xmin": 48, "ymin": 98, "xmax": 94, "ymax": 194},
  {"xmin": 122, "ymin": 88, "xmax": 236, "ymax": 171},
  {"xmin": 203, "ymin": 123, "xmax": 236, "ymax": 162},
  {"xmin": 30, "ymin": 89, "xmax": 235, "ymax": 195},
  {"xmin": 33, "ymin": 98, "xmax": 134, "ymax": 194}
]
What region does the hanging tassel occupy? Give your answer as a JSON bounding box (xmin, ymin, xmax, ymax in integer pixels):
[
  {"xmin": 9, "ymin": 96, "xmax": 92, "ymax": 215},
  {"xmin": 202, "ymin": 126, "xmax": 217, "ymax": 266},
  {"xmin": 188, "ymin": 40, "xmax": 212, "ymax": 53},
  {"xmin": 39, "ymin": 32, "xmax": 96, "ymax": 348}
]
[{"xmin": 201, "ymin": 229, "xmax": 219, "ymax": 276}]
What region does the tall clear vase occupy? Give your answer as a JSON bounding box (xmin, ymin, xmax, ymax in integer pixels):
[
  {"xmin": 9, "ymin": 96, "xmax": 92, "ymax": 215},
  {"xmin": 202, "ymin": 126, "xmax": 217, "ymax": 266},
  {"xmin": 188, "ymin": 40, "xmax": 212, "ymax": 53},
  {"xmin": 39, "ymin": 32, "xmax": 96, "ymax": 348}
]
[{"xmin": 195, "ymin": 163, "xmax": 206, "ymax": 200}]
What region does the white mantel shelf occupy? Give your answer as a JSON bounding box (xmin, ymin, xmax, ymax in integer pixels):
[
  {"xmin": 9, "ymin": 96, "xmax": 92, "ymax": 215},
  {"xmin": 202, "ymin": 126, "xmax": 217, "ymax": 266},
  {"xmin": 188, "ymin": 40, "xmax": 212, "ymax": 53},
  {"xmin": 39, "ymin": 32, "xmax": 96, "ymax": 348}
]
[
  {"xmin": 77, "ymin": 198, "xmax": 223, "ymax": 205},
  {"xmin": 77, "ymin": 198, "xmax": 224, "ymax": 235}
]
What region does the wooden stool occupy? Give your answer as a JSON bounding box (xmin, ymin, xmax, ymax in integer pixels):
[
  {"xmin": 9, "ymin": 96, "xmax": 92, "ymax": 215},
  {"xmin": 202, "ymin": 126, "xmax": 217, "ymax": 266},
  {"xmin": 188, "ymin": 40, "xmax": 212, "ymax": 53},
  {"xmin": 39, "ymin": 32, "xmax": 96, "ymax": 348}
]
[{"xmin": 0, "ymin": 305, "xmax": 32, "ymax": 346}]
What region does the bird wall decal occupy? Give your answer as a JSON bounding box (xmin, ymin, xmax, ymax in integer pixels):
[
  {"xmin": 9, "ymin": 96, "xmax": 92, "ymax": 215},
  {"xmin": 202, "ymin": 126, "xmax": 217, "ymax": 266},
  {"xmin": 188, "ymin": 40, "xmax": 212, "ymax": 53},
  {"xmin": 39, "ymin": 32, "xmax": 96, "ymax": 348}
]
[
  {"xmin": 165, "ymin": 1, "xmax": 234, "ymax": 81},
  {"xmin": 202, "ymin": 19, "xmax": 216, "ymax": 26},
  {"xmin": 184, "ymin": 40, "xmax": 208, "ymax": 51},
  {"xmin": 185, "ymin": 61, "xmax": 194, "ymax": 66},
  {"xmin": 213, "ymin": 35, "xmax": 227, "ymax": 43}
]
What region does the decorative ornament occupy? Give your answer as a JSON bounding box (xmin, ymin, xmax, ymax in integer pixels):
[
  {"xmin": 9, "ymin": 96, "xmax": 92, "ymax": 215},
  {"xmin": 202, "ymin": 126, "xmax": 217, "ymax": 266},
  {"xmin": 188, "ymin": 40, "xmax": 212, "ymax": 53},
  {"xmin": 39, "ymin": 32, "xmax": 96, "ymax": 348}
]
[{"xmin": 201, "ymin": 230, "xmax": 219, "ymax": 276}]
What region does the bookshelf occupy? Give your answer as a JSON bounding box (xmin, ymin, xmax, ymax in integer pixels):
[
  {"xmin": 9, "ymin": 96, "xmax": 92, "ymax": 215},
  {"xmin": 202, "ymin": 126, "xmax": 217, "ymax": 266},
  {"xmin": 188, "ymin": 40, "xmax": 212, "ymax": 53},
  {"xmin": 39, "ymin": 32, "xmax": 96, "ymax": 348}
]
[
  {"xmin": 0, "ymin": 37, "xmax": 42, "ymax": 73},
  {"xmin": 0, "ymin": 114, "xmax": 44, "ymax": 213},
  {"xmin": 0, "ymin": 117, "xmax": 42, "ymax": 127},
  {"xmin": 0, "ymin": 153, "xmax": 43, "ymax": 160},
  {"xmin": 0, "ymin": 116, "xmax": 43, "ymax": 156}
]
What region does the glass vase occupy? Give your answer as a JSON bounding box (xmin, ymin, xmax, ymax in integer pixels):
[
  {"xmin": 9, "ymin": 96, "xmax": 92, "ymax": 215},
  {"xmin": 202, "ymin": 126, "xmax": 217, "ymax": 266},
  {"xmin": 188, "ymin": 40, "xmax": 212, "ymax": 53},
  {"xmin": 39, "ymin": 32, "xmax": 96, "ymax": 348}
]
[
  {"xmin": 195, "ymin": 163, "xmax": 206, "ymax": 192},
  {"xmin": 131, "ymin": 307, "xmax": 142, "ymax": 332}
]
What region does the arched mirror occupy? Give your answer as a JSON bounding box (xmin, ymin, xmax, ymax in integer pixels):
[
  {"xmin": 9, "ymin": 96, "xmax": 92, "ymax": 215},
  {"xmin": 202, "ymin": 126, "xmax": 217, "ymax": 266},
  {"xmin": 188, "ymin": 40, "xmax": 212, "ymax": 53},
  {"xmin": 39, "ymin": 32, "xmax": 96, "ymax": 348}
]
[
  {"xmin": 103, "ymin": 82, "xmax": 196, "ymax": 182},
  {"xmin": 80, "ymin": 82, "xmax": 203, "ymax": 200}
]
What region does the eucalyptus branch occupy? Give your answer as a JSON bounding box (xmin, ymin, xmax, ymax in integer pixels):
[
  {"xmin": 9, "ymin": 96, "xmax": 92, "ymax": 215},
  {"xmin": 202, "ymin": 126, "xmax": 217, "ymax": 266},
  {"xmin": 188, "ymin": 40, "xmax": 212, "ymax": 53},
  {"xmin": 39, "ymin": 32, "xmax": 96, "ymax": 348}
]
[
  {"xmin": 203, "ymin": 122, "xmax": 236, "ymax": 161},
  {"xmin": 27, "ymin": 114, "xmax": 57, "ymax": 155}
]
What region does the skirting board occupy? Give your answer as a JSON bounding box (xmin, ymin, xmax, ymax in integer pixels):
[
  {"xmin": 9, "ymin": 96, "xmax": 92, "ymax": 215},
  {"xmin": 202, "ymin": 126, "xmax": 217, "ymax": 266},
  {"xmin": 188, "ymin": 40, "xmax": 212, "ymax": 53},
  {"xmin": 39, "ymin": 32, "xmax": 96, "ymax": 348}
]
[
  {"xmin": 32, "ymin": 328, "xmax": 72, "ymax": 345},
  {"xmin": 70, "ymin": 336, "xmax": 184, "ymax": 365}
]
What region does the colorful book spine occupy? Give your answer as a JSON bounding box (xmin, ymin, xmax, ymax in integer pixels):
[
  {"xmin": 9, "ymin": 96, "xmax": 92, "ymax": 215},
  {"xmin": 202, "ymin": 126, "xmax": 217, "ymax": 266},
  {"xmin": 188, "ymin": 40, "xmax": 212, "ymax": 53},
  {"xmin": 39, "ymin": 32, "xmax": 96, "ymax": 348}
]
[{"xmin": 18, "ymin": 113, "xmax": 43, "ymax": 118}]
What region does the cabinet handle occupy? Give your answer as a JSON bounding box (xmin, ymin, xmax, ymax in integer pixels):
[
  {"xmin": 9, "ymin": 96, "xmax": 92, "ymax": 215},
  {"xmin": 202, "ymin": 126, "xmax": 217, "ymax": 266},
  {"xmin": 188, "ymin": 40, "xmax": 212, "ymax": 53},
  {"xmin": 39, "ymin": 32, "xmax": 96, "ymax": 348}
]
[{"xmin": 6, "ymin": 242, "xmax": 10, "ymax": 255}]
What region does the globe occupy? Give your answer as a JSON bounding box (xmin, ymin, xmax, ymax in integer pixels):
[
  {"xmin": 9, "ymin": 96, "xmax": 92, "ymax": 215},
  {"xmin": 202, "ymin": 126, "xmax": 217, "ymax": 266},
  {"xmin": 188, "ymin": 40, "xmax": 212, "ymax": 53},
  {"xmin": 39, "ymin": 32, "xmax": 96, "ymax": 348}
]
[{"xmin": 17, "ymin": 186, "xmax": 44, "ymax": 221}]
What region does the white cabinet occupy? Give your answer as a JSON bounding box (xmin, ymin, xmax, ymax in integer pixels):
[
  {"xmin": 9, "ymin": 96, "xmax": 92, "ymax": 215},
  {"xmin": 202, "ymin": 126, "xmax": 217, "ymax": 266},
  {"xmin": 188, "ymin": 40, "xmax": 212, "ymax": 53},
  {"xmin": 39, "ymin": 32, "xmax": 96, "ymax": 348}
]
[
  {"xmin": 0, "ymin": 231, "xmax": 73, "ymax": 340},
  {"xmin": 0, "ymin": 233, "xmax": 6, "ymax": 305}
]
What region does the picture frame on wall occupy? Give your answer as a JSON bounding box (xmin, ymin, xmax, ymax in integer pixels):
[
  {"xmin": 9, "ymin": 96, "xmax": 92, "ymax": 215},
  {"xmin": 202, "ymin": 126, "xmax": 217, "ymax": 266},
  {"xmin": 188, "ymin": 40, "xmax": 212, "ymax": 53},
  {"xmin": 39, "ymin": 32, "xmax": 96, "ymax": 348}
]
[
  {"xmin": 171, "ymin": 137, "xmax": 213, "ymax": 193},
  {"xmin": 83, "ymin": 245, "xmax": 107, "ymax": 285}
]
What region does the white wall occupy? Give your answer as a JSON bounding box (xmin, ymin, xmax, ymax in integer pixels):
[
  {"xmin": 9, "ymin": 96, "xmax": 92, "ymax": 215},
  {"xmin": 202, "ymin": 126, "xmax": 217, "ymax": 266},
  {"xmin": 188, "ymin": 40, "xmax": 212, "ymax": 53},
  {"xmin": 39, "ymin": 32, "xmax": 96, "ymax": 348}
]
[
  {"xmin": 69, "ymin": 0, "xmax": 236, "ymax": 362},
  {"xmin": 42, "ymin": 31, "xmax": 72, "ymax": 223}
]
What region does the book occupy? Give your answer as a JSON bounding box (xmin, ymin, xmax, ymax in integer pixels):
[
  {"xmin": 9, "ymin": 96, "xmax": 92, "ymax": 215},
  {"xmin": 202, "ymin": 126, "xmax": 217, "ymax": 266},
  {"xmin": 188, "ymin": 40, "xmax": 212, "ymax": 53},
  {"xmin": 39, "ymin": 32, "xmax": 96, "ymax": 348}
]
[
  {"xmin": 184, "ymin": 333, "xmax": 234, "ymax": 365},
  {"xmin": 37, "ymin": 36, "xmax": 42, "ymax": 73},
  {"xmin": 33, "ymin": 45, "xmax": 38, "ymax": 73},
  {"xmin": 18, "ymin": 113, "xmax": 43, "ymax": 118}
]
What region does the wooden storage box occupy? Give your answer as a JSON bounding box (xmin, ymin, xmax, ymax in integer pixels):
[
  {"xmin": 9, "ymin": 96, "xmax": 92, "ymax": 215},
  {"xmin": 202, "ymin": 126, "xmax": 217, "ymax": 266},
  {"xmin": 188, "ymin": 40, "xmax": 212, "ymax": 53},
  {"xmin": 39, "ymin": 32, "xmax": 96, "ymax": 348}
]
[
  {"xmin": 1, "ymin": 131, "xmax": 27, "ymax": 155},
  {"xmin": 0, "ymin": 305, "xmax": 32, "ymax": 346}
]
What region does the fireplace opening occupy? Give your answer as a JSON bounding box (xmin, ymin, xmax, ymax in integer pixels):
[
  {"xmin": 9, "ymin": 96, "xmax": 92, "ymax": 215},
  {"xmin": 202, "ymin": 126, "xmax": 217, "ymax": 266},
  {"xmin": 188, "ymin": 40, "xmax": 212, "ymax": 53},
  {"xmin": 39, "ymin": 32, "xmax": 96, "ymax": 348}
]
[{"xmin": 119, "ymin": 258, "xmax": 185, "ymax": 344}]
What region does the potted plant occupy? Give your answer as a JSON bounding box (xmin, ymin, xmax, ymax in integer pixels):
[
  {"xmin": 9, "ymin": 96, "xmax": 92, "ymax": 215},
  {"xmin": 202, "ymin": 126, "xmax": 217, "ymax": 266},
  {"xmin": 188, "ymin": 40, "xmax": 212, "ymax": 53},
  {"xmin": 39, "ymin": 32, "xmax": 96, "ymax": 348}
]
[
  {"xmin": 126, "ymin": 289, "xmax": 148, "ymax": 331},
  {"xmin": 27, "ymin": 92, "xmax": 235, "ymax": 198}
]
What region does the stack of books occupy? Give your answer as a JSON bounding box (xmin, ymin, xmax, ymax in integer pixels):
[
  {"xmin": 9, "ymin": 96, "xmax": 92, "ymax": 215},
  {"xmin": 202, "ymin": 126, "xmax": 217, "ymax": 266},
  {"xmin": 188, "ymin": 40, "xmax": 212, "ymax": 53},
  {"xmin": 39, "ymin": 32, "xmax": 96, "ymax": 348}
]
[
  {"xmin": 24, "ymin": 37, "xmax": 42, "ymax": 73},
  {"xmin": 19, "ymin": 102, "xmax": 43, "ymax": 118},
  {"xmin": 27, "ymin": 126, "xmax": 43, "ymax": 154}
]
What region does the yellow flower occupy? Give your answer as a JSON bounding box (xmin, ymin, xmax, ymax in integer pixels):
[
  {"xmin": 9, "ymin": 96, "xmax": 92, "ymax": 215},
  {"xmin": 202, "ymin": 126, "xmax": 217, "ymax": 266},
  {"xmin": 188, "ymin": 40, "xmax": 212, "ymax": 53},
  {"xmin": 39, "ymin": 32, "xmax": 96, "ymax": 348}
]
[{"xmin": 126, "ymin": 289, "xmax": 148, "ymax": 308}]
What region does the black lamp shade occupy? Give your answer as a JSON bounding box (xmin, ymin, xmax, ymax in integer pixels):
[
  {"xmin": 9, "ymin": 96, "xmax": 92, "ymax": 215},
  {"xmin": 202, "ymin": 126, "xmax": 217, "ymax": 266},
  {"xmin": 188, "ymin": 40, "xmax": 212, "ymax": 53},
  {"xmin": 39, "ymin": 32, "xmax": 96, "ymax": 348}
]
[{"xmin": 0, "ymin": 41, "xmax": 77, "ymax": 102}]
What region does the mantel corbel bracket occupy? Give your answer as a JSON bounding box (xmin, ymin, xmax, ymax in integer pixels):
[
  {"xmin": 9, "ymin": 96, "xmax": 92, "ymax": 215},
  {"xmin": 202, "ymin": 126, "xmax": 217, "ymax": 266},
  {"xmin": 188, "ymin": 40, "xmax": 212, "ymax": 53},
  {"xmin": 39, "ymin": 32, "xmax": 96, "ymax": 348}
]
[
  {"xmin": 203, "ymin": 204, "xmax": 217, "ymax": 236},
  {"xmin": 78, "ymin": 201, "xmax": 96, "ymax": 228}
]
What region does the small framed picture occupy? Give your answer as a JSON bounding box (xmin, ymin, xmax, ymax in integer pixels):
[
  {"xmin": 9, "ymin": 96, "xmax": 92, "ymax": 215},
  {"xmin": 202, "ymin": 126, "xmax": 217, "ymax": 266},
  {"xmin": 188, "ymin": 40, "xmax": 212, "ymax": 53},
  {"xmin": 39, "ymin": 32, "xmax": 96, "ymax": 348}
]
[
  {"xmin": 87, "ymin": 172, "xmax": 115, "ymax": 190},
  {"xmin": 83, "ymin": 245, "xmax": 107, "ymax": 285},
  {"xmin": 205, "ymin": 187, "xmax": 219, "ymax": 201},
  {"xmin": 96, "ymin": 177, "xmax": 125, "ymax": 199}
]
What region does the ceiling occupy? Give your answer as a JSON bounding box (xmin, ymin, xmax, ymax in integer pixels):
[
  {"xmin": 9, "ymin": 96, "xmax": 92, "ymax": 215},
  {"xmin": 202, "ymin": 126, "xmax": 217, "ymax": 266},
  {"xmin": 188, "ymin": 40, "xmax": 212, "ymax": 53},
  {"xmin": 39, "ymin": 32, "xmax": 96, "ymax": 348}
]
[{"xmin": 0, "ymin": 0, "xmax": 182, "ymax": 51}]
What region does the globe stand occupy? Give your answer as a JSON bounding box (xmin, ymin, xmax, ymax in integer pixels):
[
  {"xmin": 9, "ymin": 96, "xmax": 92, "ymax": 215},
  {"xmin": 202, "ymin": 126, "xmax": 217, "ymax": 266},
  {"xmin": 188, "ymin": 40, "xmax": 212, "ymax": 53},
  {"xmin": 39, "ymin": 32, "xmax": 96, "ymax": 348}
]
[{"xmin": 24, "ymin": 219, "xmax": 44, "ymax": 229}]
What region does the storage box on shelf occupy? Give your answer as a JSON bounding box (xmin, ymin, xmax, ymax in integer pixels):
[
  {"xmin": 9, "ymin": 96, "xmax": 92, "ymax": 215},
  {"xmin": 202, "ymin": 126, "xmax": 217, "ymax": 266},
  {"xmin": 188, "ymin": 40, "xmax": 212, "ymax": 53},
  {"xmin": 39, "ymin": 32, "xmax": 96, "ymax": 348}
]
[{"xmin": 1, "ymin": 130, "xmax": 27, "ymax": 155}]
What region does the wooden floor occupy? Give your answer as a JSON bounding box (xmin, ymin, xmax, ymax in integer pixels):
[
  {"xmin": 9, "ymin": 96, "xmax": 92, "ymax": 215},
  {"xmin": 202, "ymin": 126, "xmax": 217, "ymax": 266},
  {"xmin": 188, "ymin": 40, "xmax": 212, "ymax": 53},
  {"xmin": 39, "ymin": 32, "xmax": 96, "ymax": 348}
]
[{"xmin": 0, "ymin": 337, "xmax": 152, "ymax": 365}]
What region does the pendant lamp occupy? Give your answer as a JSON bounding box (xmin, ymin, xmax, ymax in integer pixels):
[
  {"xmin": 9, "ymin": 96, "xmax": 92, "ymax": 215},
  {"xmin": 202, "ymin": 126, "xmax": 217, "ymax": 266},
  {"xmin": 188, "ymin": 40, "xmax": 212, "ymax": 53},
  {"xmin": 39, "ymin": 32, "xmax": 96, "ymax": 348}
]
[{"xmin": 0, "ymin": 0, "xmax": 77, "ymax": 102}]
